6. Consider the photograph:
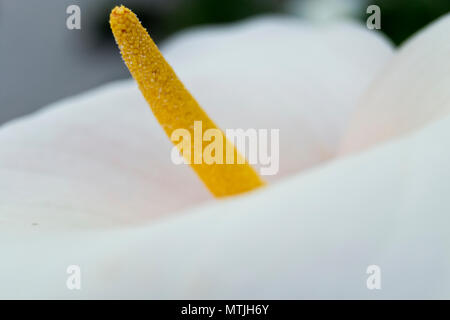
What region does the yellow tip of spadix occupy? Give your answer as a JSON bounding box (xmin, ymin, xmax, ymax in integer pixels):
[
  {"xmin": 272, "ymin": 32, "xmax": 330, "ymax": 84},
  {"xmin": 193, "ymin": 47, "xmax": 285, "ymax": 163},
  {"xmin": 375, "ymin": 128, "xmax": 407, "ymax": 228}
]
[{"xmin": 110, "ymin": 6, "xmax": 265, "ymax": 197}]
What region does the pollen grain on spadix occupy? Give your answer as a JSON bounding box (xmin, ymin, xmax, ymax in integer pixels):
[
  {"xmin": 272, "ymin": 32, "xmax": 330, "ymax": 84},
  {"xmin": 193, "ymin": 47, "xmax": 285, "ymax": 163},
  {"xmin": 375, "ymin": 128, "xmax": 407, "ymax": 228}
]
[{"xmin": 109, "ymin": 5, "xmax": 265, "ymax": 197}]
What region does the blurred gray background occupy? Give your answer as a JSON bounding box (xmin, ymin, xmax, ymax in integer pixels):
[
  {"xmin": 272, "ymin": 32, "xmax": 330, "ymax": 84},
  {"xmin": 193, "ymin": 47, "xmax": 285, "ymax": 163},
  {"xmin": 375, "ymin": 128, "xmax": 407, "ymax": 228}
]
[{"xmin": 0, "ymin": 0, "xmax": 448, "ymax": 125}]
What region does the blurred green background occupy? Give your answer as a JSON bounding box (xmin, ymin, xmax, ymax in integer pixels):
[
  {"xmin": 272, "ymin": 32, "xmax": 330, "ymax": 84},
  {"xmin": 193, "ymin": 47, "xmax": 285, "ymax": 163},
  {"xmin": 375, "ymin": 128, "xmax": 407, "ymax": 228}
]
[
  {"xmin": 368, "ymin": 0, "xmax": 450, "ymax": 44},
  {"xmin": 91, "ymin": 0, "xmax": 450, "ymax": 46},
  {"xmin": 0, "ymin": 0, "xmax": 449, "ymax": 125}
]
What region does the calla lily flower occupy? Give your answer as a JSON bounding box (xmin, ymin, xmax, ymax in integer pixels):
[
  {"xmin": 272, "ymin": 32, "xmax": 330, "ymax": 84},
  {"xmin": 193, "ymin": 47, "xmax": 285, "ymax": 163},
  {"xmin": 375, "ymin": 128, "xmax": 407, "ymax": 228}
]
[{"xmin": 0, "ymin": 9, "xmax": 449, "ymax": 299}]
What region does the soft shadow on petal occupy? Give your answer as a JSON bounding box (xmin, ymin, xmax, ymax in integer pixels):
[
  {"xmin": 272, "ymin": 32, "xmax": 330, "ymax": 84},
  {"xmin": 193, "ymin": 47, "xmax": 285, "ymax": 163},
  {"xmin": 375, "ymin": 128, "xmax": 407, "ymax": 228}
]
[
  {"xmin": 340, "ymin": 13, "xmax": 450, "ymax": 154},
  {"xmin": 2, "ymin": 108, "xmax": 449, "ymax": 299},
  {"xmin": 162, "ymin": 16, "xmax": 394, "ymax": 180},
  {"xmin": 0, "ymin": 81, "xmax": 212, "ymax": 229},
  {"xmin": 0, "ymin": 17, "xmax": 393, "ymax": 228}
]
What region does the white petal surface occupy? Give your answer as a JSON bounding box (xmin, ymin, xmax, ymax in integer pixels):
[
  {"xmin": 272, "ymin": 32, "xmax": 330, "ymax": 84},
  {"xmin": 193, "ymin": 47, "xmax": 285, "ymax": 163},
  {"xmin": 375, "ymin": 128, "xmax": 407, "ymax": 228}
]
[
  {"xmin": 1, "ymin": 109, "xmax": 449, "ymax": 299},
  {"xmin": 0, "ymin": 81, "xmax": 211, "ymax": 228},
  {"xmin": 341, "ymin": 13, "xmax": 450, "ymax": 154},
  {"xmin": 163, "ymin": 17, "xmax": 393, "ymax": 179},
  {"xmin": 0, "ymin": 17, "xmax": 392, "ymax": 228},
  {"xmin": 1, "ymin": 13, "xmax": 448, "ymax": 298}
]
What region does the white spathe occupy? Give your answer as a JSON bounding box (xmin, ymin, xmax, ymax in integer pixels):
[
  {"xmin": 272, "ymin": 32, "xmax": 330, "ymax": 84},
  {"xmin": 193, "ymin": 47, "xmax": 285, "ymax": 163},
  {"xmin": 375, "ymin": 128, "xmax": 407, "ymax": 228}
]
[
  {"xmin": 0, "ymin": 14, "xmax": 449, "ymax": 299},
  {"xmin": 341, "ymin": 14, "xmax": 450, "ymax": 154},
  {"xmin": 0, "ymin": 17, "xmax": 393, "ymax": 226}
]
